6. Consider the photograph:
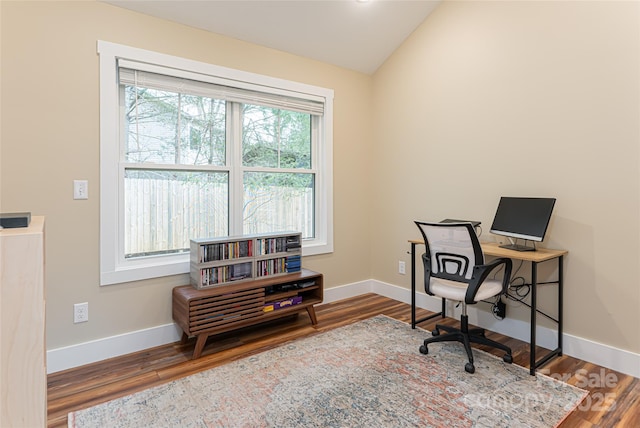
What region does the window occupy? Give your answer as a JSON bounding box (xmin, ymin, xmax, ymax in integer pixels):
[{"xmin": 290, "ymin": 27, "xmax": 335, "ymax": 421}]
[{"xmin": 99, "ymin": 41, "xmax": 334, "ymax": 285}]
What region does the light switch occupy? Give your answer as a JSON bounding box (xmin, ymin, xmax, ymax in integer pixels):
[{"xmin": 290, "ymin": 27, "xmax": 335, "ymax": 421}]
[{"xmin": 73, "ymin": 180, "xmax": 88, "ymax": 200}]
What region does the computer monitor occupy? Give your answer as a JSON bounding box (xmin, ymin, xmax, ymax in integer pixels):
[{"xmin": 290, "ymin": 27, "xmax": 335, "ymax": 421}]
[{"xmin": 490, "ymin": 197, "xmax": 556, "ymax": 251}]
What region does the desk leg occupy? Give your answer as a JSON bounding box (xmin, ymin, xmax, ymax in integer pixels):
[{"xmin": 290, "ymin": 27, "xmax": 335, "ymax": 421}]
[
  {"xmin": 530, "ymin": 261, "xmax": 538, "ymax": 376},
  {"xmin": 529, "ymin": 256, "xmax": 564, "ymax": 375},
  {"xmin": 558, "ymin": 255, "xmax": 564, "ymax": 355},
  {"xmin": 411, "ymin": 242, "xmax": 416, "ymax": 328}
]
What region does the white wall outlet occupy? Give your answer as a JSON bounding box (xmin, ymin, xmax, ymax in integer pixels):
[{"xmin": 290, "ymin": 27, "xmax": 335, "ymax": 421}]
[
  {"xmin": 73, "ymin": 180, "xmax": 88, "ymax": 200},
  {"xmin": 74, "ymin": 302, "xmax": 89, "ymax": 323},
  {"xmin": 398, "ymin": 260, "xmax": 406, "ymax": 275}
]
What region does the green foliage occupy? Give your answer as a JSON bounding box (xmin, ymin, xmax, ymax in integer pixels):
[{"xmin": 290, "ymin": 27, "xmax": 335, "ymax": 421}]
[
  {"xmin": 124, "ymin": 86, "xmax": 226, "ymax": 166},
  {"xmin": 242, "ymin": 105, "xmax": 311, "ymax": 169},
  {"xmin": 244, "ymin": 172, "xmax": 313, "ymax": 189}
]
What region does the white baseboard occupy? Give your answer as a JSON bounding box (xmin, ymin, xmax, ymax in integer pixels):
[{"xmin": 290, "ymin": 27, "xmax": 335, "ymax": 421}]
[
  {"xmin": 47, "ymin": 323, "xmax": 183, "ymax": 374},
  {"xmin": 47, "ymin": 279, "xmax": 640, "ymax": 379}
]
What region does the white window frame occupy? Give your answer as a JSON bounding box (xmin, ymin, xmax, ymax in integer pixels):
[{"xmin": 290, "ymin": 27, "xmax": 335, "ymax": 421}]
[{"xmin": 98, "ymin": 41, "xmax": 334, "ymax": 286}]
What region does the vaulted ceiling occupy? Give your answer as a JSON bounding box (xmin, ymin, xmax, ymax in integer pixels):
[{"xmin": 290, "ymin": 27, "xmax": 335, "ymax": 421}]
[{"xmin": 103, "ymin": 0, "xmax": 441, "ymax": 74}]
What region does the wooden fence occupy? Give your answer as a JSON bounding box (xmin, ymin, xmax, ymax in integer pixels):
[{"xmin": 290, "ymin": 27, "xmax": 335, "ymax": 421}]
[{"xmin": 124, "ymin": 177, "xmax": 313, "ymax": 257}]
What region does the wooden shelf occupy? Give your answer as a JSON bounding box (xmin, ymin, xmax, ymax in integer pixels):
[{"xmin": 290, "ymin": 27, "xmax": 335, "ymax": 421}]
[{"xmin": 173, "ymin": 268, "xmax": 323, "ymax": 358}]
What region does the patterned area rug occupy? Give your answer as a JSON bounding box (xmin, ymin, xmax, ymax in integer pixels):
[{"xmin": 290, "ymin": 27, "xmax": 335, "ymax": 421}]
[{"xmin": 69, "ymin": 316, "xmax": 587, "ymax": 427}]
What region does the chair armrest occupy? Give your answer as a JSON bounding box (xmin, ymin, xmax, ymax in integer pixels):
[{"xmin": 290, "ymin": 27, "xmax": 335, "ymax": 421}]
[
  {"xmin": 421, "ymin": 253, "xmax": 435, "ymax": 296},
  {"xmin": 464, "ymin": 257, "xmax": 513, "ymax": 304}
]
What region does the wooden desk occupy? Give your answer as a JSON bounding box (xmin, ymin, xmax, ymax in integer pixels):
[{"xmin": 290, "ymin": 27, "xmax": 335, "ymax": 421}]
[{"xmin": 409, "ymin": 239, "xmax": 567, "ymax": 375}]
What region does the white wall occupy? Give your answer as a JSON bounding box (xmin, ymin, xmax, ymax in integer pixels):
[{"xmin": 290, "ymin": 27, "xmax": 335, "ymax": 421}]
[
  {"xmin": 0, "ymin": 1, "xmax": 373, "ymax": 350},
  {"xmin": 371, "ymin": 0, "xmax": 640, "ymax": 354}
]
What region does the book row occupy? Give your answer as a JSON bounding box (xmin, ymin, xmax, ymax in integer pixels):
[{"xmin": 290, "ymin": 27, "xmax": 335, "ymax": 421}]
[
  {"xmin": 255, "ymin": 235, "xmax": 300, "ymax": 255},
  {"xmin": 199, "ymin": 262, "xmax": 253, "ymax": 287},
  {"xmin": 256, "ymin": 255, "xmax": 301, "ymax": 277},
  {"xmin": 198, "ymin": 240, "xmax": 253, "ymax": 263}
]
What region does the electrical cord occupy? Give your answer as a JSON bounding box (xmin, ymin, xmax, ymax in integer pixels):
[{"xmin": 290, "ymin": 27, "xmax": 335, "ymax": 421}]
[
  {"xmin": 486, "ymin": 259, "xmax": 559, "ymax": 321},
  {"xmin": 490, "ymin": 296, "xmax": 506, "ymax": 320},
  {"xmin": 477, "ymin": 298, "xmax": 506, "ymax": 320},
  {"xmin": 502, "ymin": 263, "xmax": 559, "ymax": 323},
  {"xmin": 453, "ymin": 241, "xmax": 557, "ymax": 322}
]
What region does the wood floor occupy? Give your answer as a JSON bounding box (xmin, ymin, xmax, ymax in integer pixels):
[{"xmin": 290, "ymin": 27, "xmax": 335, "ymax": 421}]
[{"xmin": 48, "ymin": 294, "xmax": 640, "ymax": 427}]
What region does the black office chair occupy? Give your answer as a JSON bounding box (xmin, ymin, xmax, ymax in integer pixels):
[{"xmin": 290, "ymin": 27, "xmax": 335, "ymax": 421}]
[{"xmin": 415, "ymin": 221, "xmax": 513, "ymax": 373}]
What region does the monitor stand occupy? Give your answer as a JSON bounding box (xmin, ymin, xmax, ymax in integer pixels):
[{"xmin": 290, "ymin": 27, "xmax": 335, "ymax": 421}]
[{"xmin": 499, "ymin": 243, "xmax": 535, "ymax": 252}]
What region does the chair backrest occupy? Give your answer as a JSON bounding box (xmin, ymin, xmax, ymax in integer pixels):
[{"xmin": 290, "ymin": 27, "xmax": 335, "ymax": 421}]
[{"xmin": 414, "ymin": 221, "xmax": 484, "ymax": 283}]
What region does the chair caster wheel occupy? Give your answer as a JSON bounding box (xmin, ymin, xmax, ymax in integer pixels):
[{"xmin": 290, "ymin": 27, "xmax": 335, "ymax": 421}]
[
  {"xmin": 465, "ymin": 362, "xmax": 475, "ymax": 374},
  {"xmin": 419, "ymin": 345, "xmax": 429, "ymax": 354},
  {"xmin": 503, "ymin": 354, "xmax": 513, "ymax": 364},
  {"xmin": 432, "ymin": 329, "xmax": 440, "ymax": 336}
]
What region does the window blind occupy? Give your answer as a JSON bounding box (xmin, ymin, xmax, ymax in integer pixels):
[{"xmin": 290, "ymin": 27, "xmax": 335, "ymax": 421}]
[{"xmin": 118, "ymin": 61, "xmax": 324, "ymax": 116}]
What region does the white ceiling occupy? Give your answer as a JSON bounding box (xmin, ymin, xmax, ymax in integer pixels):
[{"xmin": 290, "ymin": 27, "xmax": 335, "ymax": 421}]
[{"xmin": 103, "ymin": 0, "xmax": 441, "ymax": 74}]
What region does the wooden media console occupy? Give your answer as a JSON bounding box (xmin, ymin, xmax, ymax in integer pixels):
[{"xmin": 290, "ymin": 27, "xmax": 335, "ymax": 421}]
[{"xmin": 173, "ymin": 268, "xmax": 323, "ymax": 359}]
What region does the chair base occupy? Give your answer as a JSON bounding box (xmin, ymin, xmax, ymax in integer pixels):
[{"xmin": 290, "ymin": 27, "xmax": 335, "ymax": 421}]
[{"xmin": 419, "ymin": 314, "xmax": 512, "ymax": 374}]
